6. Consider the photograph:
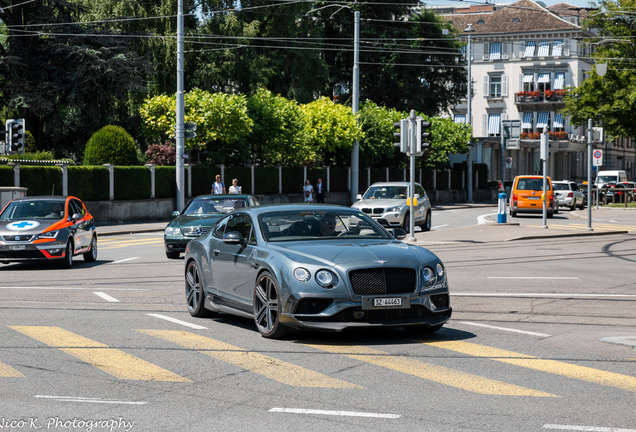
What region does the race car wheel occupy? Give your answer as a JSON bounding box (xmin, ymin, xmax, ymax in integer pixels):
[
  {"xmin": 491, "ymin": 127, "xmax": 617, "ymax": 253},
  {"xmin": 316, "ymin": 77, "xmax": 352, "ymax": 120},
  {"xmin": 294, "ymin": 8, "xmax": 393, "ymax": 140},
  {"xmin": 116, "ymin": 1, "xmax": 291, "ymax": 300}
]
[
  {"xmin": 83, "ymin": 235, "xmax": 98, "ymax": 262},
  {"xmin": 60, "ymin": 240, "xmax": 73, "ymax": 269}
]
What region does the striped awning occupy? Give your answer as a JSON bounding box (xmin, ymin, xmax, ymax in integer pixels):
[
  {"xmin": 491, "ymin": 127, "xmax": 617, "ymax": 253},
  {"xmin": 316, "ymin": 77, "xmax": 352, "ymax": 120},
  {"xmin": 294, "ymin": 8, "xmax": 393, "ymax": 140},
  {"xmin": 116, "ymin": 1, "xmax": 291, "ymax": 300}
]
[
  {"xmin": 523, "ymin": 112, "xmax": 533, "ymax": 129},
  {"xmin": 524, "ymin": 41, "xmax": 536, "ymax": 57},
  {"xmin": 454, "ymin": 114, "xmax": 466, "ymax": 124},
  {"xmin": 552, "ymin": 40, "xmax": 563, "ymax": 56},
  {"xmin": 553, "ymin": 113, "xmax": 564, "ymax": 128},
  {"xmin": 488, "ymin": 114, "xmax": 501, "ymax": 134},
  {"xmin": 538, "ymin": 40, "xmax": 550, "ymax": 56},
  {"xmin": 553, "ymin": 73, "xmax": 565, "ymax": 90},
  {"xmin": 537, "ymin": 73, "xmax": 551, "ymax": 83},
  {"xmin": 523, "ymin": 73, "xmax": 534, "ymax": 83},
  {"xmin": 536, "ymin": 112, "xmax": 549, "ymax": 129},
  {"xmin": 489, "ymin": 43, "xmax": 502, "ymax": 60}
]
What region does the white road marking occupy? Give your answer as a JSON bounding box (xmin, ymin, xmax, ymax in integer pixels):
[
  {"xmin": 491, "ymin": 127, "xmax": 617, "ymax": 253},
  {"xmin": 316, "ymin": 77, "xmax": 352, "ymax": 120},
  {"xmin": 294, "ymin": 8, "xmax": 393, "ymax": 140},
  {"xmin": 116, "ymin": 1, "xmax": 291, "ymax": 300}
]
[
  {"xmin": 478, "ymin": 213, "xmax": 497, "ymax": 225},
  {"xmin": 458, "ymin": 321, "xmax": 551, "ymax": 338},
  {"xmin": 488, "ymin": 276, "xmax": 579, "ymax": 279},
  {"xmin": 601, "ymin": 336, "xmax": 636, "ymax": 348},
  {"xmin": 110, "ymin": 257, "xmax": 140, "ymax": 264},
  {"xmin": 36, "ymin": 395, "xmax": 147, "ymax": 405},
  {"xmin": 543, "ymin": 424, "xmax": 636, "ymax": 431},
  {"xmin": 0, "ymin": 286, "xmax": 150, "ymax": 291},
  {"xmin": 93, "ymin": 292, "xmax": 119, "ymax": 302},
  {"xmin": 147, "ymin": 313, "xmax": 207, "ymax": 330},
  {"xmin": 432, "ymin": 224, "xmax": 448, "ymax": 230},
  {"xmin": 452, "ymin": 292, "xmax": 636, "ymax": 299},
  {"xmin": 269, "ymin": 408, "xmax": 401, "ymax": 419}
]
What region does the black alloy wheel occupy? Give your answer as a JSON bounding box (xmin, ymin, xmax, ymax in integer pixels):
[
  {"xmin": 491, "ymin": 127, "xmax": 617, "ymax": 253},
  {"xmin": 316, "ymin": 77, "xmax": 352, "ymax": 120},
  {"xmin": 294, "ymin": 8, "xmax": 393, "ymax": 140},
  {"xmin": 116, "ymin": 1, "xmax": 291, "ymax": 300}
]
[{"xmin": 253, "ymin": 272, "xmax": 288, "ymax": 339}]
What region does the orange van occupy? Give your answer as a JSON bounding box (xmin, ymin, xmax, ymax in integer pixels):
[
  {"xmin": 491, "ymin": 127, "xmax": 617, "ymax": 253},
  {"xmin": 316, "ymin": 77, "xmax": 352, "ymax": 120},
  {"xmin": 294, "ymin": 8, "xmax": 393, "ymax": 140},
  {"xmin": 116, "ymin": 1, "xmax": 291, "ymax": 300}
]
[{"xmin": 510, "ymin": 175, "xmax": 557, "ymax": 218}]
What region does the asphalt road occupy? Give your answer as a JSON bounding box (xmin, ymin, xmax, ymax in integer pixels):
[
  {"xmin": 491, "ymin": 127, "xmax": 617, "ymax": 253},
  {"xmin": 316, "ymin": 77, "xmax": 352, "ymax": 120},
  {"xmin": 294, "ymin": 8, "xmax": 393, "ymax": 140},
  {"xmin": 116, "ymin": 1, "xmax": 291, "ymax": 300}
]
[{"xmin": 1, "ymin": 207, "xmax": 635, "ymax": 432}]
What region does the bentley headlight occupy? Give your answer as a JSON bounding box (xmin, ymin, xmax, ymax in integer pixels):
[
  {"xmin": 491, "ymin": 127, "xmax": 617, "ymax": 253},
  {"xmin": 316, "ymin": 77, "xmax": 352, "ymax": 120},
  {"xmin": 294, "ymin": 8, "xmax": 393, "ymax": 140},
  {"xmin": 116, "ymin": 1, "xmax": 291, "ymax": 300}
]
[
  {"xmin": 423, "ymin": 266, "xmax": 436, "ymax": 285},
  {"xmin": 37, "ymin": 230, "xmax": 59, "ymax": 239},
  {"xmin": 436, "ymin": 263, "xmax": 445, "ymax": 278},
  {"xmin": 315, "ymin": 270, "xmax": 339, "ymax": 289},
  {"xmin": 293, "ymin": 267, "xmax": 311, "ymax": 282},
  {"xmin": 164, "ymin": 226, "xmax": 182, "ymax": 236}
]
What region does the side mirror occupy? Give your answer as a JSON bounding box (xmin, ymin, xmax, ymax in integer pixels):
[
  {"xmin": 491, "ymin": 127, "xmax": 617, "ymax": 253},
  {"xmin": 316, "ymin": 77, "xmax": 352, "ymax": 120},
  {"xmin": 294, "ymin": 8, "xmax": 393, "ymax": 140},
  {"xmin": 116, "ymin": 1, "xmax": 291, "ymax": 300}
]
[
  {"xmin": 414, "ymin": 193, "xmax": 420, "ymax": 199},
  {"xmin": 391, "ymin": 228, "xmax": 408, "ymax": 240},
  {"xmin": 356, "ymin": 194, "xmax": 362, "ymax": 200},
  {"xmin": 222, "ymin": 231, "xmax": 244, "ymax": 245},
  {"xmin": 71, "ymin": 213, "xmax": 83, "ymax": 221},
  {"xmin": 172, "ymin": 211, "xmax": 181, "ymax": 217}
]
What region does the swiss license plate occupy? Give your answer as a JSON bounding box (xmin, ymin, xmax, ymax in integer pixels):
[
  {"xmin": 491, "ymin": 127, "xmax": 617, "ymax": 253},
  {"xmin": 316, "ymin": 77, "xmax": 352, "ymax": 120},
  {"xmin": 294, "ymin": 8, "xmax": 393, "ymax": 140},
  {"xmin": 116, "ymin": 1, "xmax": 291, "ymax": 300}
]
[
  {"xmin": 9, "ymin": 245, "xmax": 26, "ymax": 251},
  {"xmin": 527, "ymin": 197, "xmax": 540, "ymax": 200},
  {"xmin": 373, "ymin": 297, "xmax": 402, "ymax": 307}
]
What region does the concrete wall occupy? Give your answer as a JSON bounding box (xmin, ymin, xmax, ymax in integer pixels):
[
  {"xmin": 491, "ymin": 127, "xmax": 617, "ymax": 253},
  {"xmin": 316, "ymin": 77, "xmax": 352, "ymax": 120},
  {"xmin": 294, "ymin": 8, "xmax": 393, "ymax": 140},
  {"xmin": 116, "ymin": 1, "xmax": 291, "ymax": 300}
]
[{"xmin": 86, "ymin": 190, "xmax": 496, "ymax": 223}]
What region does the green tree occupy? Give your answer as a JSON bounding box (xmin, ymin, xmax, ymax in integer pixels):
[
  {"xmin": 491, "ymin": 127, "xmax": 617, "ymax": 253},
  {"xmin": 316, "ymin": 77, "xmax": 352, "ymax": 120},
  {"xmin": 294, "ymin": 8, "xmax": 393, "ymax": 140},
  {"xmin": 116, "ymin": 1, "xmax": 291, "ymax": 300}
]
[
  {"xmin": 247, "ymin": 88, "xmax": 306, "ymax": 166},
  {"xmin": 358, "ymin": 101, "xmax": 406, "ymax": 168},
  {"xmin": 139, "ymin": 89, "xmax": 253, "ymax": 165},
  {"xmin": 0, "ymin": 0, "xmax": 152, "ymax": 157},
  {"xmin": 300, "ymin": 96, "xmax": 364, "ymax": 166},
  {"xmin": 563, "ymin": 0, "xmax": 636, "ymax": 138}
]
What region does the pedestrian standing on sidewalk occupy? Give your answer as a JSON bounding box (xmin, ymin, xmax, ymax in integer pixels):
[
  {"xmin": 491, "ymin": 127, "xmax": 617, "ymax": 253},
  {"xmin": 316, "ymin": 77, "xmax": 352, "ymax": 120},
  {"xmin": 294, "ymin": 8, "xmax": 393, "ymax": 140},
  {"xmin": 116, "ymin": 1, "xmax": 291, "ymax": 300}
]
[
  {"xmin": 228, "ymin": 178, "xmax": 242, "ymax": 194},
  {"xmin": 315, "ymin": 178, "xmax": 326, "ymax": 203},
  {"xmin": 212, "ymin": 175, "xmax": 226, "ymax": 194},
  {"xmin": 303, "ymin": 180, "xmax": 314, "ymax": 203}
]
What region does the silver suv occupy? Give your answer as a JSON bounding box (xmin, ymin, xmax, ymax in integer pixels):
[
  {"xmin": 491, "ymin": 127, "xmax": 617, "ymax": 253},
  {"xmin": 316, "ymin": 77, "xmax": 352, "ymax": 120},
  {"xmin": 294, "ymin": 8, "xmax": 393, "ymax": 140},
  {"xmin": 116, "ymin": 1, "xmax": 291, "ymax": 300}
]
[
  {"xmin": 552, "ymin": 180, "xmax": 585, "ymax": 210},
  {"xmin": 351, "ymin": 182, "xmax": 431, "ymax": 231}
]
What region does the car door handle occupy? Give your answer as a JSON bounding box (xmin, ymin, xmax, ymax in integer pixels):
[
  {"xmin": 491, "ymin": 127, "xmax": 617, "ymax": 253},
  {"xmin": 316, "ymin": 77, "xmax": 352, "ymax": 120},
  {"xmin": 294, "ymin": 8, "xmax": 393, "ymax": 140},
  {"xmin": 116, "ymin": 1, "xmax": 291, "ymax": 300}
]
[
  {"xmin": 249, "ymin": 261, "xmax": 259, "ymax": 269},
  {"xmin": 213, "ymin": 249, "xmax": 220, "ymax": 255}
]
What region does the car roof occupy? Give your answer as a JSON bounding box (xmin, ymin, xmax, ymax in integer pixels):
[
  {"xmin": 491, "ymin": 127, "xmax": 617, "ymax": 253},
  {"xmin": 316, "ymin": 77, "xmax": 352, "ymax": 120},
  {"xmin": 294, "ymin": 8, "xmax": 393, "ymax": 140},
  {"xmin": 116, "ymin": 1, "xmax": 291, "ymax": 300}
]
[
  {"xmin": 190, "ymin": 194, "xmax": 253, "ymax": 199},
  {"xmin": 10, "ymin": 196, "xmax": 73, "ymax": 203},
  {"xmin": 368, "ymin": 182, "xmax": 421, "ymax": 187},
  {"xmin": 234, "ymin": 203, "xmax": 359, "ymax": 217}
]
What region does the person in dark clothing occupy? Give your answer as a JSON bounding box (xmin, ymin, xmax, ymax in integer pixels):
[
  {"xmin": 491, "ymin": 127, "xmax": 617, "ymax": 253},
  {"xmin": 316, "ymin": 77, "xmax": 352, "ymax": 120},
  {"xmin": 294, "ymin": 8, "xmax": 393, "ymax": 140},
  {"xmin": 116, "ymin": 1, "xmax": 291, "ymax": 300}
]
[{"xmin": 315, "ymin": 178, "xmax": 326, "ymax": 203}]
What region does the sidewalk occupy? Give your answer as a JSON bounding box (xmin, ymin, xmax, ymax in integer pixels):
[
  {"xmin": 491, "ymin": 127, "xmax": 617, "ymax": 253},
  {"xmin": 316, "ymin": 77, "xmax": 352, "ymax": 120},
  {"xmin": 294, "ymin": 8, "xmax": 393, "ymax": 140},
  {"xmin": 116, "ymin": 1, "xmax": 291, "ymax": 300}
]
[{"xmin": 95, "ymin": 204, "xmax": 633, "ymax": 243}]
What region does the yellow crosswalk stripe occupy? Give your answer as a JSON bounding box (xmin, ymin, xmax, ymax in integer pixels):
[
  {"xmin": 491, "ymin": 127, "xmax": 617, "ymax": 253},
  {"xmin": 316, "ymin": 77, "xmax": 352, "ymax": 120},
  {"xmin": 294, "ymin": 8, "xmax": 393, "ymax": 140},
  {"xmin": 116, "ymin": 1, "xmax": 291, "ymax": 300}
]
[
  {"xmin": 0, "ymin": 360, "xmax": 24, "ymax": 377},
  {"xmin": 303, "ymin": 343, "xmax": 556, "ymax": 397},
  {"xmin": 138, "ymin": 329, "xmax": 361, "ymax": 389},
  {"xmin": 9, "ymin": 326, "xmax": 190, "ymax": 382},
  {"xmin": 424, "ymin": 340, "xmax": 636, "ymax": 392}
]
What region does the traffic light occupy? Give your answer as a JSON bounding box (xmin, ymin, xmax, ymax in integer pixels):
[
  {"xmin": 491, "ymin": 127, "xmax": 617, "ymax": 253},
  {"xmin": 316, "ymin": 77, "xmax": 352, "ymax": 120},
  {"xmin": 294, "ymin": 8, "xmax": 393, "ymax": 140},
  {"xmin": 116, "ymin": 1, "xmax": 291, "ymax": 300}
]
[
  {"xmin": 393, "ymin": 119, "xmax": 408, "ymax": 152},
  {"xmin": 184, "ymin": 122, "xmax": 197, "ymax": 139},
  {"xmin": 6, "ymin": 119, "xmax": 25, "ymax": 154},
  {"xmin": 416, "ymin": 117, "xmax": 431, "ymax": 152}
]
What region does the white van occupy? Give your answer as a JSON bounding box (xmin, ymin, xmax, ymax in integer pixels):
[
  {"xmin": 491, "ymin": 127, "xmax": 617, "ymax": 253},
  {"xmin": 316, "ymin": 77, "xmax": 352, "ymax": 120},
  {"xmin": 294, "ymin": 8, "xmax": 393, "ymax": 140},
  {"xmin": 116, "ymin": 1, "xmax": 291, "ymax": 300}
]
[{"xmin": 596, "ymin": 170, "xmax": 627, "ymax": 188}]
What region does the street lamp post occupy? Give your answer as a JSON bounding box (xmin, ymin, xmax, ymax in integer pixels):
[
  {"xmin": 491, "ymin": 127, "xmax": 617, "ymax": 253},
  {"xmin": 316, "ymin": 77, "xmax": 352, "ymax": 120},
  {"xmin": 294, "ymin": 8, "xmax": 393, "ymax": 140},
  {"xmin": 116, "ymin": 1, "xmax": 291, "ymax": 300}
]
[
  {"xmin": 351, "ymin": 11, "xmax": 360, "ymax": 204},
  {"xmin": 464, "ymin": 25, "xmax": 475, "ymax": 202}
]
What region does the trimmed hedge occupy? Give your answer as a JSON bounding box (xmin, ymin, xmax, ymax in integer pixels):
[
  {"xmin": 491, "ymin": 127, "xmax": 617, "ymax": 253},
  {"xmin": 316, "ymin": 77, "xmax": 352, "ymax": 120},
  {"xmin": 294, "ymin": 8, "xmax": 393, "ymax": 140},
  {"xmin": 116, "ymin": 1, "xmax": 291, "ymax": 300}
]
[
  {"xmin": 68, "ymin": 166, "xmax": 110, "ymax": 201},
  {"xmin": 20, "ymin": 166, "xmax": 63, "ymax": 196},
  {"xmin": 0, "ymin": 166, "xmax": 13, "ymax": 186},
  {"xmin": 155, "ymin": 166, "xmax": 176, "ymax": 198},
  {"xmin": 114, "ymin": 167, "xmax": 151, "ymax": 200}
]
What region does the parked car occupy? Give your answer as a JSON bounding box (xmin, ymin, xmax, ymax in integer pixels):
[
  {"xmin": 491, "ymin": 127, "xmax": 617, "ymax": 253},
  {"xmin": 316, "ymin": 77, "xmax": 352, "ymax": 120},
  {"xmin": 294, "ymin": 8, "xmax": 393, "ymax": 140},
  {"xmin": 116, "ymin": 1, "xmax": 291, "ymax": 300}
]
[
  {"xmin": 552, "ymin": 180, "xmax": 585, "ymax": 210},
  {"xmin": 600, "ymin": 181, "xmax": 635, "ymax": 203},
  {"xmin": 351, "ymin": 182, "xmax": 432, "ymax": 231},
  {"xmin": 509, "ymin": 175, "xmax": 557, "ymax": 217},
  {"xmin": 0, "ymin": 196, "xmax": 97, "ymax": 268},
  {"xmin": 164, "ymin": 194, "xmax": 260, "ymax": 259},
  {"xmin": 184, "ymin": 204, "xmax": 451, "ymax": 338}
]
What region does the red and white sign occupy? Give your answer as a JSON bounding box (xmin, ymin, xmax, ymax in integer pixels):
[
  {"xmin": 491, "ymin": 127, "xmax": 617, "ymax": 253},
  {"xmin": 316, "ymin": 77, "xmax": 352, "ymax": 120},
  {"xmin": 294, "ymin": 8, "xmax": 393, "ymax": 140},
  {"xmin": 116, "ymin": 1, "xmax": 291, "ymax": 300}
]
[{"xmin": 593, "ymin": 150, "xmax": 603, "ymax": 167}]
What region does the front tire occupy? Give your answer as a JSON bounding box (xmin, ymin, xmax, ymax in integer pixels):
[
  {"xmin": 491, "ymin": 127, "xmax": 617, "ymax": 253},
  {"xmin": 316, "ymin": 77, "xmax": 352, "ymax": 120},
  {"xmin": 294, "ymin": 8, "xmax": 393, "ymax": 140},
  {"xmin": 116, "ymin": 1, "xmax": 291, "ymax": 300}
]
[
  {"xmin": 59, "ymin": 240, "xmax": 74, "ymax": 269},
  {"xmin": 83, "ymin": 235, "xmax": 97, "ymax": 262},
  {"xmin": 253, "ymin": 272, "xmax": 288, "ymax": 339},
  {"xmin": 185, "ymin": 260, "xmax": 214, "ymax": 317}
]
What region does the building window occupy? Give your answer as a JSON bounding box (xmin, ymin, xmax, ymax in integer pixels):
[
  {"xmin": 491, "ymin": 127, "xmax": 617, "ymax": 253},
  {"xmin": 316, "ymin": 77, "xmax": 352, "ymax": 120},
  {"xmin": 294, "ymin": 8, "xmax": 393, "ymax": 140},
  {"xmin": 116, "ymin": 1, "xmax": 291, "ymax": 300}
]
[
  {"xmin": 553, "ymin": 113, "xmax": 565, "ymax": 132},
  {"xmin": 553, "ymin": 73, "xmax": 565, "ymax": 90},
  {"xmin": 488, "ymin": 113, "xmax": 501, "ymax": 136},
  {"xmin": 454, "ymin": 114, "xmax": 466, "ymax": 124},
  {"xmin": 552, "ymin": 40, "xmax": 564, "ymax": 56},
  {"xmin": 522, "ymin": 112, "xmax": 533, "ymax": 133},
  {"xmin": 524, "ymin": 41, "xmax": 535, "ymax": 58},
  {"xmin": 537, "ymin": 73, "xmax": 551, "ymax": 93},
  {"xmin": 537, "ymin": 40, "xmax": 550, "ymax": 56},
  {"xmin": 490, "ymin": 75, "xmax": 502, "ymax": 97},
  {"xmin": 536, "ymin": 112, "xmax": 550, "ymax": 131},
  {"xmin": 522, "ymin": 73, "xmax": 535, "ymax": 92},
  {"xmin": 489, "ymin": 42, "xmax": 502, "ymax": 60}
]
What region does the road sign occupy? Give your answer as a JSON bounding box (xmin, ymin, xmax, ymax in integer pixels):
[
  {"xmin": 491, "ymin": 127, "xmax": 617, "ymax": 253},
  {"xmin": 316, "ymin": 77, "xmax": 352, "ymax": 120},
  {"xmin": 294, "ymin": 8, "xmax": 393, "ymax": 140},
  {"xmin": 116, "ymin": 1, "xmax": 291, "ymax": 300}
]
[
  {"xmin": 505, "ymin": 157, "xmax": 513, "ymax": 168},
  {"xmin": 593, "ymin": 149, "xmax": 603, "ymax": 166},
  {"xmin": 502, "ymin": 120, "xmax": 521, "ymax": 140},
  {"xmin": 506, "ymin": 139, "xmax": 520, "ymax": 150}
]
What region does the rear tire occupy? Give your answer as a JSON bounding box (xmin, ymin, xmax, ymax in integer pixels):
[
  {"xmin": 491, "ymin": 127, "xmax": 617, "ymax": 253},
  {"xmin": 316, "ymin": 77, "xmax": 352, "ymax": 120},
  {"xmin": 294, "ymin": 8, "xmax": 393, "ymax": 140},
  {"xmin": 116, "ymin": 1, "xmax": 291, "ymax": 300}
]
[
  {"xmin": 185, "ymin": 260, "xmax": 214, "ymax": 318},
  {"xmin": 422, "ymin": 211, "xmax": 431, "ymax": 232}
]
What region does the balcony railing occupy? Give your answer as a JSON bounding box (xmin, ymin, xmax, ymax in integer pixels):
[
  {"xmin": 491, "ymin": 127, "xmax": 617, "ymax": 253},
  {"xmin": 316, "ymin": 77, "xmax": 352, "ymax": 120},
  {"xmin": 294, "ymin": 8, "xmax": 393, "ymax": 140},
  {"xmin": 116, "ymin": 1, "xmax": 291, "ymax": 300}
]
[
  {"xmin": 515, "ymin": 89, "xmax": 569, "ymax": 103},
  {"xmin": 520, "ymin": 131, "xmax": 568, "ymax": 140}
]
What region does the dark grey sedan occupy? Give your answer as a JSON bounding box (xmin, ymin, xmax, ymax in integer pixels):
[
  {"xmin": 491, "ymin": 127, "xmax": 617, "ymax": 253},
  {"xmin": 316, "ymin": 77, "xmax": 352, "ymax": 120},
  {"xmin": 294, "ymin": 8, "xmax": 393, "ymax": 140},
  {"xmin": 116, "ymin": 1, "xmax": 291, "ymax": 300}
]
[{"xmin": 184, "ymin": 204, "xmax": 451, "ymax": 339}]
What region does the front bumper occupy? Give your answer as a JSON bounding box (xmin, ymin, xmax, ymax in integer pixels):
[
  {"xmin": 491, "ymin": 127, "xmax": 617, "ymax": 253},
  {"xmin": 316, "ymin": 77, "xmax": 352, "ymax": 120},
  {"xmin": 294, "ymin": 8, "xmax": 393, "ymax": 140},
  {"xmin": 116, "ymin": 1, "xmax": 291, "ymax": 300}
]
[{"xmin": 0, "ymin": 241, "xmax": 67, "ymax": 262}]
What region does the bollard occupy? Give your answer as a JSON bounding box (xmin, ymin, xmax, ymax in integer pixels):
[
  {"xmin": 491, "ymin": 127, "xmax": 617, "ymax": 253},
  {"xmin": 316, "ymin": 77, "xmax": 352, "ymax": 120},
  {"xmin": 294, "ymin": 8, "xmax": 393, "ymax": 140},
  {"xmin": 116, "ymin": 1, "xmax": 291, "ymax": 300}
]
[{"xmin": 498, "ymin": 192, "xmax": 507, "ymax": 223}]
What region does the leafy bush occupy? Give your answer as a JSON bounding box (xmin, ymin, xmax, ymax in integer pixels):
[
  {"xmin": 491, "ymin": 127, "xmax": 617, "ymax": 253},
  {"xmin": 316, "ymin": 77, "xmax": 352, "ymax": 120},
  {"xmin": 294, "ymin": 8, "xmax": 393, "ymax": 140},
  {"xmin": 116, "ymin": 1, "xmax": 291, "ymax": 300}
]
[
  {"xmin": 83, "ymin": 125, "xmax": 141, "ymax": 166},
  {"xmin": 145, "ymin": 142, "xmax": 176, "ymax": 166}
]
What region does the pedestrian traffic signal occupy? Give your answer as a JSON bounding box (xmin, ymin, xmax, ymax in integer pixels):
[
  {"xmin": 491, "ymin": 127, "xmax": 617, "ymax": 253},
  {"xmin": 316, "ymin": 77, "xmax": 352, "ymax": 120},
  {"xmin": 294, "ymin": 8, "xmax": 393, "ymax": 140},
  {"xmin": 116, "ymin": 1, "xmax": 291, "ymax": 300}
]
[
  {"xmin": 416, "ymin": 117, "xmax": 431, "ymax": 152},
  {"xmin": 184, "ymin": 122, "xmax": 197, "ymax": 140},
  {"xmin": 8, "ymin": 119, "xmax": 25, "ymax": 154}
]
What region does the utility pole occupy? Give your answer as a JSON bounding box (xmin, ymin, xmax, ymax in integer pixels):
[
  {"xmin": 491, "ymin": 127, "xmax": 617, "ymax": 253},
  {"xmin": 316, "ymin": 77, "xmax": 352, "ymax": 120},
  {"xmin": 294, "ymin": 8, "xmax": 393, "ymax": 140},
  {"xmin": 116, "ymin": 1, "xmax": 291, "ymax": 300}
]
[
  {"xmin": 350, "ymin": 11, "xmax": 360, "ymax": 204},
  {"xmin": 175, "ymin": 0, "xmax": 185, "ymax": 211}
]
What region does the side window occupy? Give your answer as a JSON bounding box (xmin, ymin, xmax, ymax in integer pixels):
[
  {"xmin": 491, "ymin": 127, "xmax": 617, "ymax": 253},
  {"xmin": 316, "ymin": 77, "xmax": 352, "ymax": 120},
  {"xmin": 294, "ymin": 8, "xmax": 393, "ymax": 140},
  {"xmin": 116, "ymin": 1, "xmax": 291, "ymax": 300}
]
[
  {"xmin": 213, "ymin": 216, "xmax": 230, "ymax": 238},
  {"xmin": 71, "ymin": 199, "xmax": 85, "ymax": 216},
  {"xmin": 416, "ymin": 185, "xmax": 426, "ymax": 199},
  {"xmin": 226, "ymin": 213, "xmax": 255, "ymax": 244}
]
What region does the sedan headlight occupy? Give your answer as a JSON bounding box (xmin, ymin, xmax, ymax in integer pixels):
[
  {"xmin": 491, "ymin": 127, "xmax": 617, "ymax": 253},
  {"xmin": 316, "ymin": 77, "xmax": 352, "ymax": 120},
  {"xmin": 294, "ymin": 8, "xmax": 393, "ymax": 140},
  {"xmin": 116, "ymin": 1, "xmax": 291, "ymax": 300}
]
[
  {"xmin": 385, "ymin": 206, "xmax": 404, "ymax": 213},
  {"xmin": 315, "ymin": 270, "xmax": 339, "ymax": 289},
  {"xmin": 436, "ymin": 263, "xmax": 444, "ymax": 278},
  {"xmin": 37, "ymin": 230, "xmax": 59, "ymax": 239},
  {"xmin": 165, "ymin": 226, "xmax": 182, "ymax": 236}
]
